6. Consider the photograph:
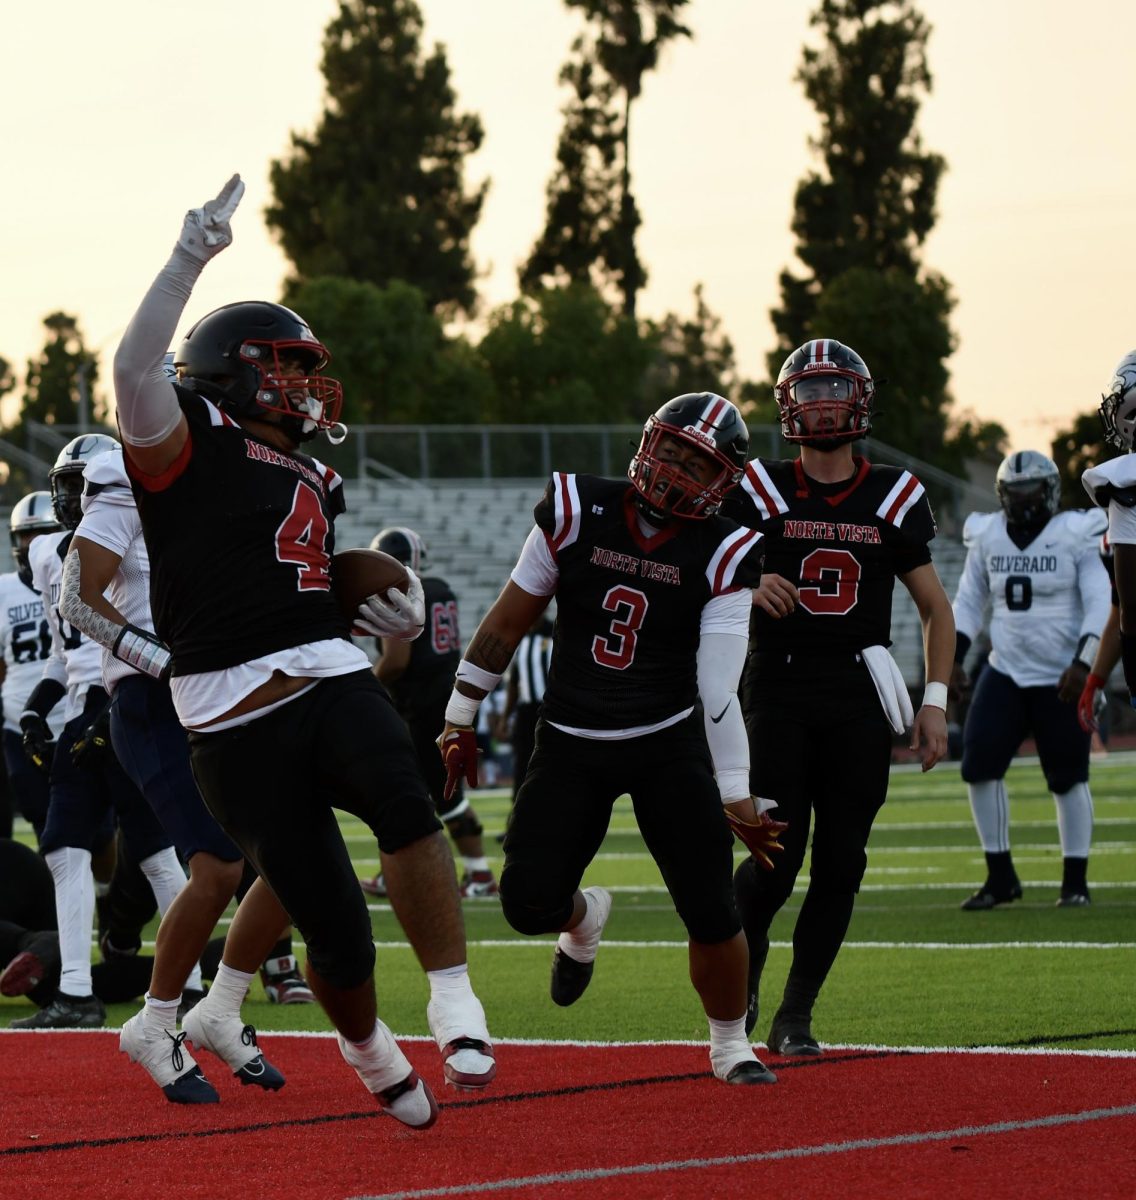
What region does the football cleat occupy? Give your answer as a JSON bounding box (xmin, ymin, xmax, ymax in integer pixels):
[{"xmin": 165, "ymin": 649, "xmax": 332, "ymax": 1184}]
[
  {"xmin": 724, "ymin": 1058, "xmax": 777, "ymax": 1084},
  {"xmin": 459, "ymin": 870, "xmax": 499, "ymax": 900},
  {"xmin": 182, "ymin": 1003, "xmax": 285, "ymax": 1090},
  {"xmin": 338, "ymin": 1024, "xmax": 439, "ymax": 1129},
  {"xmin": 767, "ymin": 1014, "xmax": 822, "ymax": 1058},
  {"xmin": 744, "ymin": 936, "xmax": 770, "ymax": 1038},
  {"xmin": 427, "ymin": 992, "xmax": 496, "ymax": 1090},
  {"xmin": 359, "ymin": 873, "xmax": 388, "ymax": 898},
  {"xmin": 1056, "ymin": 889, "xmax": 1091, "ymax": 908},
  {"xmin": 10, "ymin": 991, "xmax": 105, "ymax": 1029},
  {"xmin": 260, "ymin": 955, "xmax": 315, "ymax": 1004},
  {"xmin": 960, "ymin": 879, "xmax": 1023, "ymax": 911},
  {"xmin": 0, "ymin": 933, "xmax": 60, "ymax": 998},
  {"xmin": 550, "ymin": 886, "xmax": 613, "ymax": 1007},
  {"xmin": 120, "ymin": 1011, "xmax": 219, "ymax": 1104}
]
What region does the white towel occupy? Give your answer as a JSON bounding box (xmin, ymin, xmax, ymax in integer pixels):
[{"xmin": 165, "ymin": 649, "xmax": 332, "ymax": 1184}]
[{"xmin": 861, "ymin": 645, "xmax": 915, "ymax": 734}]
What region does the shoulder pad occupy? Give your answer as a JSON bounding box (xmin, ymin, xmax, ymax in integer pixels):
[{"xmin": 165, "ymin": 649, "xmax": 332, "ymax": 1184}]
[
  {"xmin": 1083, "ymin": 455, "xmax": 1136, "ymax": 507},
  {"xmin": 81, "ymin": 448, "xmax": 134, "ymax": 513},
  {"xmin": 962, "ymin": 510, "xmax": 999, "ymax": 548}
]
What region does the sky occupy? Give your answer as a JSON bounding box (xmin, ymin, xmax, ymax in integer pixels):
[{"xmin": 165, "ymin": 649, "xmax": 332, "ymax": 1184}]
[{"xmin": 3, "ymin": 0, "xmax": 1135, "ymax": 463}]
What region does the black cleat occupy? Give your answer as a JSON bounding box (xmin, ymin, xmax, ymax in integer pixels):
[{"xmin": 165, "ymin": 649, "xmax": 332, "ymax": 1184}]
[
  {"xmin": 1056, "ymin": 888, "xmax": 1091, "ymax": 908},
  {"xmin": 960, "ymin": 880, "xmax": 1023, "ymax": 911},
  {"xmin": 0, "ymin": 933, "xmax": 60, "ymax": 998},
  {"xmin": 743, "ymin": 937, "xmax": 769, "ymax": 1037},
  {"xmin": 767, "ymin": 1014, "xmax": 822, "ymax": 1057},
  {"xmin": 11, "ymin": 991, "xmax": 105, "ymax": 1029},
  {"xmin": 550, "ymin": 948, "xmax": 595, "ymax": 1007},
  {"xmin": 724, "ymin": 1058, "xmax": 777, "ymax": 1084}
]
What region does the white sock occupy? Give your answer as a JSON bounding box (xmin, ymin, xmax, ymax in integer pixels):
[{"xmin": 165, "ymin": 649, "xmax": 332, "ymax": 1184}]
[
  {"xmin": 186, "ymin": 962, "xmax": 203, "ymax": 992},
  {"xmin": 45, "ymin": 846, "xmax": 95, "ymax": 996},
  {"xmin": 1054, "ymin": 783, "xmax": 1094, "ymax": 858},
  {"xmin": 138, "ymin": 847, "xmax": 187, "ymax": 916},
  {"xmin": 205, "ymin": 962, "xmax": 253, "ymax": 1018},
  {"xmin": 143, "ymin": 992, "xmax": 180, "ymax": 1032},
  {"xmin": 427, "ymin": 963, "xmax": 474, "ymax": 1005},
  {"xmin": 462, "ymin": 856, "xmax": 489, "ymax": 874},
  {"xmin": 967, "ymin": 780, "xmax": 1010, "ymax": 852},
  {"xmin": 558, "ymin": 891, "xmax": 603, "ymax": 963},
  {"xmin": 707, "ymin": 1014, "xmax": 755, "ymax": 1079}
]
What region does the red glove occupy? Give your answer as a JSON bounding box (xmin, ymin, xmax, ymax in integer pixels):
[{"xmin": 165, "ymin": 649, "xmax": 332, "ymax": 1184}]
[
  {"xmin": 726, "ymin": 808, "xmax": 789, "ymax": 871},
  {"xmin": 439, "ymin": 728, "xmax": 479, "ymax": 802},
  {"xmin": 1077, "ymin": 673, "xmax": 1107, "ymax": 733}
]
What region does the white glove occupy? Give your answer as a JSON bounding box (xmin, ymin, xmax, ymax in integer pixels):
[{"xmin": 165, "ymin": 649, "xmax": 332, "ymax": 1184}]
[
  {"xmin": 354, "ymin": 569, "xmax": 425, "ymax": 641},
  {"xmin": 177, "ymin": 174, "xmax": 245, "ymax": 263},
  {"xmin": 861, "ymin": 644, "xmax": 915, "ymax": 734}
]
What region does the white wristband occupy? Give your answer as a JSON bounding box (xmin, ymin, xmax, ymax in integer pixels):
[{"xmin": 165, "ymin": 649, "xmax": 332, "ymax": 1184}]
[
  {"xmin": 445, "ymin": 689, "xmax": 481, "ymax": 727},
  {"xmin": 455, "ymin": 659, "xmax": 503, "ymax": 694},
  {"xmin": 922, "ymin": 681, "xmax": 948, "ymax": 711}
]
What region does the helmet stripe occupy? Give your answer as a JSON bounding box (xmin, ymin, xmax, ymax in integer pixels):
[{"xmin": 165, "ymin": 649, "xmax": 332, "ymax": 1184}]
[{"xmin": 693, "ymin": 395, "xmax": 728, "ymax": 435}]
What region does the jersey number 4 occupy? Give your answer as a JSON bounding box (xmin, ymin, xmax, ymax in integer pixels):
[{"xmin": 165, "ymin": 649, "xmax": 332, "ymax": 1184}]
[
  {"xmin": 592, "ymin": 585, "xmax": 648, "ymax": 670},
  {"xmin": 797, "ymin": 548, "xmax": 862, "ymax": 615},
  {"xmin": 275, "ymin": 482, "xmax": 331, "ymax": 592}
]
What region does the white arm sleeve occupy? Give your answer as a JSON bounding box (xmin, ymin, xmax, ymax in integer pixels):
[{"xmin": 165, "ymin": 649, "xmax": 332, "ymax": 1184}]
[
  {"xmin": 1077, "ymin": 540, "xmax": 1113, "ymax": 640},
  {"xmin": 113, "ymin": 246, "xmax": 205, "ymax": 447},
  {"xmin": 509, "ymin": 526, "xmax": 560, "ymax": 596},
  {"xmin": 697, "ymin": 590, "xmax": 753, "ymax": 803},
  {"xmin": 951, "ymin": 542, "xmax": 989, "ymax": 641}
]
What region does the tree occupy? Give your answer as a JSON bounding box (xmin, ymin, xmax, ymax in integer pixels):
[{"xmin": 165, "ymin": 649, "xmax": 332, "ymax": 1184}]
[
  {"xmin": 767, "ymin": 0, "xmax": 961, "ymax": 470},
  {"xmin": 0, "ymin": 356, "xmax": 14, "ymax": 408},
  {"xmin": 267, "ymin": 0, "xmax": 487, "ymax": 315},
  {"xmin": 643, "ymin": 284, "xmax": 739, "ymax": 406},
  {"xmin": 1051, "ymin": 410, "xmax": 1118, "ymax": 509},
  {"xmin": 16, "ymin": 313, "xmax": 103, "ymax": 433},
  {"xmin": 477, "ymin": 283, "xmax": 655, "ymax": 424},
  {"xmin": 523, "ymin": 1, "xmax": 691, "ymax": 318},
  {"xmin": 283, "ymin": 276, "xmax": 490, "ymax": 425}
]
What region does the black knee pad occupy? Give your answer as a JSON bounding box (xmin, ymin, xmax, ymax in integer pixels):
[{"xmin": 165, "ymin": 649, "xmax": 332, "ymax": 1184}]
[
  {"xmin": 443, "ymin": 809, "xmax": 483, "ymax": 840},
  {"xmin": 499, "ymin": 865, "xmax": 572, "ymax": 935},
  {"xmin": 305, "ymin": 936, "xmax": 376, "ymax": 992}
]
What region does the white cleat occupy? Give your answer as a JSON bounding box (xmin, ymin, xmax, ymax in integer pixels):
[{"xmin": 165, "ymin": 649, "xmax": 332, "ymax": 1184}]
[
  {"xmin": 182, "ymin": 1001, "xmax": 285, "ymax": 1090},
  {"xmin": 427, "ymin": 992, "xmax": 496, "ymax": 1091},
  {"xmin": 120, "ymin": 1010, "xmax": 219, "ymax": 1104},
  {"xmin": 338, "ymin": 1020, "xmax": 439, "ymax": 1129}
]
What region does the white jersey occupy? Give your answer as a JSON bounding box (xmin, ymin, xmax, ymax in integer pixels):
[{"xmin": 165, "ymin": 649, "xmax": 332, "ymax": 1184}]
[
  {"xmin": 75, "ymin": 448, "xmax": 154, "ymax": 693},
  {"xmin": 27, "ymin": 529, "xmax": 104, "ymax": 723},
  {"xmin": 0, "ymin": 571, "xmax": 66, "ymax": 735},
  {"xmin": 953, "ymin": 509, "xmax": 1111, "ymax": 688},
  {"xmin": 1082, "ymin": 454, "xmax": 1136, "ymax": 545}
]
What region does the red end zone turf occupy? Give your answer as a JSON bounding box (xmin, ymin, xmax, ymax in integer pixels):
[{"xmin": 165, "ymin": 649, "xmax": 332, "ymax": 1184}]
[{"xmin": 1, "ymin": 1033, "xmax": 1134, "ymax": 1200}]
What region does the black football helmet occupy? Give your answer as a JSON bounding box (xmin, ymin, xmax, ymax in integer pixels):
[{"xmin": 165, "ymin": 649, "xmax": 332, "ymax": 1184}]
[
  {"xmin": 996, "ymin": 450, "xmax": 1060, "ymax": 531},
  {"xmin": 49, "ymin": 434, "xmax": 121, "ymax": 530},
  {"xmin": 175, "ymin": 301, "xmax": 345, "ymax": 444},
  {"xmin": 9, "ymin": 490, "xmax": 60, "ymax": 585},
  {"xmin": 774, "ymin": 338, "xmax": 875, "ymax": 448},
  {"xmin": 628, "ymin": 392, "xmax": 749, "ymax": 521},
  {"xmin": 370, "ymin": 526, "xmax": 427, "ymax": 574}
]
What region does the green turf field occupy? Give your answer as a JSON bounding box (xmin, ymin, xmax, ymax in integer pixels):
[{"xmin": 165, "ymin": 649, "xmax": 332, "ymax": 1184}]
[{"xmin": 3, "ymin": 754, "xmax": 1133, "ymax": 1051}]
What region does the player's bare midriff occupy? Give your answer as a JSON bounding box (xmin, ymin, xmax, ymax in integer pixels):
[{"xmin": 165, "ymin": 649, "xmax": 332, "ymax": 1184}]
[{"xmin": 192, "ymin": 670, "xmax": 316, "ymax": 729}]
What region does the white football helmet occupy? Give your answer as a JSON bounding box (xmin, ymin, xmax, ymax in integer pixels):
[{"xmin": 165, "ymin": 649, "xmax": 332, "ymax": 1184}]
[
  {"xmin": 995, "ymin": 450, "xmax": 1060, "ymax": 529},
  {"xmin": 1099, "ymin": 350, "xmax": 1136, "ymax": 451},
  {"xmin": 49, "ymin": 433, "xmax": 121, "ymax": 529},
  {"xmin": 9, "ymin": 491, "xmax": 60, "ymax": 581}
]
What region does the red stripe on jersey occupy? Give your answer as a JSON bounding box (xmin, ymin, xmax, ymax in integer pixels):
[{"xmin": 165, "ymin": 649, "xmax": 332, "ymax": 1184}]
[
  {"xmin": 713, "ymin": 528, "xmax": 761, "ymax": 593},
  {"xmin": 124, "ymin": 433, "xmax": 194, "ymax": 493},
  {"xmin": 551, "ymin": 473, "xmax": 576, "ymax": 552},
  {"xmin": 884, "ymin": 474, "xmax": 919, "ymax": 524},
  {"xmin": 745, "ymin": 462, "xmax": 781, "ymax": 515}
]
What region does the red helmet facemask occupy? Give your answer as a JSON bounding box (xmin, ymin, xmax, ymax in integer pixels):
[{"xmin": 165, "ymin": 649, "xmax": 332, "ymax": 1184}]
[{"xmin": 239, "ymin": 339, "xmax": 345, "ymax": 444}]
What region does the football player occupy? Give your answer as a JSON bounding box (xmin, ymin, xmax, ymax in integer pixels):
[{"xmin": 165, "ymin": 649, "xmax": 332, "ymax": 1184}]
[
  {"xmin": 439, "ymin": 392, "xmax": 786, "ymax": 1087},
  {"xmin": 359, "ymin": 527, "xmax": 498, "ymax": 901},
  {"xmin": 1083, "ymin": 351, "xmax": 1136, "ymax": 712},
  {"xmin": 954, "ymin": 451, "xmax": 1109, "ymax": 909},
  {"xmin": 0, "ymin": 492, "xmax": 63, "ymax": 840},
  {"xmin": 721, "ymin": 339, "xmax": 953, "ymax": 1057},
  {"xmin": 109, "ymin": 176, "xmax": 493, "ymax": 1129},
  {"xmin": 1076, "ymin": 531, "xmax": 1122, "ymax": 735},
  {"xmin": 12, "ymin": 436, "xmax": 188, "ymax": 1031},
  {"xmin": 60, "ymin": 443, "xmax": 313, "ymax": 1102}
]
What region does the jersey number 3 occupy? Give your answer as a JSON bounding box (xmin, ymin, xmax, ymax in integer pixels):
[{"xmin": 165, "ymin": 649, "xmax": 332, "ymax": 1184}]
[
  {"xmin": 797, "ymin": 548, "xmax": 861, "ymax": 615},
  {"xmin": 593, "ymin": 585, "xmax": 648, "ymax": 670}
]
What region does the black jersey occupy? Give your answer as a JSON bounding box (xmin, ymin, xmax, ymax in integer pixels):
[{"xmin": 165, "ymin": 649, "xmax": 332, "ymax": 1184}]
[
  {"xmin": 127, "ymin": 387, "xmax": 351, "ymax": 675},
  {"xmin": 535, "ymin": 473, "xmax": 763, "ymax": 730},
  {"xmin": 720, "ymin": 456, "xmax": 936, "ymax": 657},
  {"xmin": 382, "ymin": 575, "xmax": 461, "ymax": 721}
]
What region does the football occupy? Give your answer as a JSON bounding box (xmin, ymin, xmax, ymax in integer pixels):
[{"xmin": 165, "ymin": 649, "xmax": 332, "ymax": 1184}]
[{"xmin": 331, "ymin": 548, "xmax": 410, "ymax": 627}]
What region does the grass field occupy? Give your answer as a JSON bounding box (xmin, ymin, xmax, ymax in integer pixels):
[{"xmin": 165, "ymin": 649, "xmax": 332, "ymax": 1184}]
[{"xmin": 3, "ymin": 753, "xmax": 1133, "ymax": 1054}]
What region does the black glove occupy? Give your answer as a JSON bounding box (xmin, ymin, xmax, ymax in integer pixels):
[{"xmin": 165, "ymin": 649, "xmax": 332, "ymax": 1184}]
[
  {"xmin": 71, "ymin": 703, "xmax": 113, "ymax": 769},
  {"xmin": 19, "ymin": 712, "xmax": 55, "ymax": 773}
]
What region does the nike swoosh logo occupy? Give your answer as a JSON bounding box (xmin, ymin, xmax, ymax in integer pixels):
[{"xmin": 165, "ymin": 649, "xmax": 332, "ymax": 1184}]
[{"xmin": 710, "ymin": 703, "xmax": 731, "ymax": 723}]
